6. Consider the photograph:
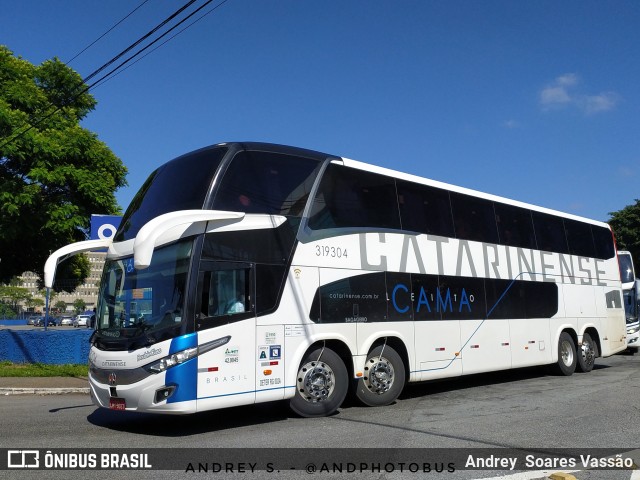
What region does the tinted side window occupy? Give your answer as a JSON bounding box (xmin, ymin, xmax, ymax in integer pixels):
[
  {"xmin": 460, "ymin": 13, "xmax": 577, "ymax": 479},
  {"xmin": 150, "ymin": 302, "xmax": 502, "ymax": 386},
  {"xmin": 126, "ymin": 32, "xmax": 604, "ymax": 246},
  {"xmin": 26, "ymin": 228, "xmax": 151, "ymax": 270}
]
[
  {"xmin": 308, "ymin": 164, "xmax": 401, "ymax": 230},
  {"xmin": 309, "ymin": 272, "xmax": 388, "ymax": 323},
  {"xmin": 196, "ymin": 265, "xmax": 253, "ymax": 330},
  {"xmin": 531, "ymin": 211, "xmax": 569, "ymax": 254},
  {"xmin": 494, "ymin": 203, "xmax": 536, "ymax": 249},
  {"xmin": 450, "ymin": 193, "xmax": 499, "ymax": 244},
  {"xmin": 201, "ymin": 222, "xmax": 297, "ymax": 264},
  {"xmin": 564, "ymin": 219, "xmax": 596, "ymax": 258},
  {"xmin": 213, "ymin": 150, "xmax": 320, "ymax": 216},
  {"xmin": 255, "ymin": 264, "xmax": 287, "ymax": 315},
  {"xmin": 396, "ymin": 181, "xmax": 454, "ymax": 237},
  {"xmin": 593, "ymin": 226, "xmax": 615, "ymax": 259}
]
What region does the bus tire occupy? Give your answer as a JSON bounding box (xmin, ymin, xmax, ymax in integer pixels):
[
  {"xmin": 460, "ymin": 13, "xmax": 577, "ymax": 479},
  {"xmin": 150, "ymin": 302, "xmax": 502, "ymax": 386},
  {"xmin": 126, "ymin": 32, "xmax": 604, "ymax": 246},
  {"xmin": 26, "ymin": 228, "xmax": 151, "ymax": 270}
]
[
  {"xmin": 555, "ymin": 332, "xmax": 577, "ymax": 376},
  {"xmin": 289, "ymin": 347, "xmax": 348, "ymax": 418},
  {"xmin": 355, "ymin": 345, "xmax": 405, "ymax": 407},
  {"xmin": 576, "ymin": 333, "xmax": 597, "ymax": 373}
]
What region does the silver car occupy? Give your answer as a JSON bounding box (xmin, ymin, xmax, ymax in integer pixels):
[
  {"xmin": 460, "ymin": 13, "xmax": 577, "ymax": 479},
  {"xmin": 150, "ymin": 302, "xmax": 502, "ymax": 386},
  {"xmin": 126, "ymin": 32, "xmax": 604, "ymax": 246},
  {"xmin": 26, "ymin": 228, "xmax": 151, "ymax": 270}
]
[{"xmin": 74, "ymin": 315, "xmax": 91, "ymax": 327}]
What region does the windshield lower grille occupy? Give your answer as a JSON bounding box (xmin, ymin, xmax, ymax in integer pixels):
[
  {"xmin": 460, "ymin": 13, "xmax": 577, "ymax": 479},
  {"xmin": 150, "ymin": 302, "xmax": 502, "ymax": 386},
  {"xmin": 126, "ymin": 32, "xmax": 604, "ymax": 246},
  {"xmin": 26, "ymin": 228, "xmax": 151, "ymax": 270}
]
[{"xmin": 90, "ymin": 364, "xmax": 152, "ymax": 385}]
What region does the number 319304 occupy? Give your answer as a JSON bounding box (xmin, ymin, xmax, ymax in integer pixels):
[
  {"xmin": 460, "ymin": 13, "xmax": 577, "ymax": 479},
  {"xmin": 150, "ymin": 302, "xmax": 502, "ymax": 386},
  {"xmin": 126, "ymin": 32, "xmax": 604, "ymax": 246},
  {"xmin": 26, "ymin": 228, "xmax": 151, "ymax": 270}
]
[{"xmin": 315, "ymin": 245, "xmax": 348, "ymax": 258}]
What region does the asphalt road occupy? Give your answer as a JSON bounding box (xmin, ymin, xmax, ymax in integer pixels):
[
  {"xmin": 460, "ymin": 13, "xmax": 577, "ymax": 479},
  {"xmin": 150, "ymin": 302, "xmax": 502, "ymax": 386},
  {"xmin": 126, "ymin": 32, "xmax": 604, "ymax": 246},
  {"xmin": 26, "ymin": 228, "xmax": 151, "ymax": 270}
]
[
  {"xmin": 2, "ymin": 351, "xmax": 640, "ymax": 480},
  {"xmin": 0, "ymin": 325, "xmax": 89, "ymax": 330}
]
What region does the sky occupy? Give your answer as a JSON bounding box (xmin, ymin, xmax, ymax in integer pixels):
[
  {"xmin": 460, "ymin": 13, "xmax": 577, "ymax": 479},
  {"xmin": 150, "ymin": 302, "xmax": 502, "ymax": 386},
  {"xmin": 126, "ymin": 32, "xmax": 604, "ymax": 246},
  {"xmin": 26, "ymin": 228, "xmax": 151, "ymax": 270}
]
[{"xmin": 2, "ymin": 0, "xmax": 639, "ymax": 222}]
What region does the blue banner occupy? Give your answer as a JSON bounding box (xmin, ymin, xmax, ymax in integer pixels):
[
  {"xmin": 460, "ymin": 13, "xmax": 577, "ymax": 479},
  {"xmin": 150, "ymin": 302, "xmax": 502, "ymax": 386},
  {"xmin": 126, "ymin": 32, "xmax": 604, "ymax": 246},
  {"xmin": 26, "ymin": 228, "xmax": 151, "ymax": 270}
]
[{"xmin": 90, "ymin": 215, "xmax": 122, "ymax": 241}]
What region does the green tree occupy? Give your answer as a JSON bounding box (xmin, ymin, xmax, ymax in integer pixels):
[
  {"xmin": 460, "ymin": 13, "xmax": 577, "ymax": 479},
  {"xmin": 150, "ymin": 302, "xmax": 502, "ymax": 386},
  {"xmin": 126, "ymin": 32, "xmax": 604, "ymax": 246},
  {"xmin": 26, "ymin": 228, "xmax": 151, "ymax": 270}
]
[
  {"xmin": 0, "ymin": 303, "xmax": 16, "ymax": 318},
  {"xmin": 25, "ymin": 294, "xmax": 45, "ymax": 311},
  {"xmin": 609, "ymin": 199, "xmax": 640, "ymax": 269},
  {"xmin": 0, "ymin": 46, "xmax": 127, "ymax": 290},
  {"xmin": 0, "ymin": 284, "xmax": 30, "ymax": 310},
  {"xmin": 54, "ymin": 300, "xmax": 67, "ymax": 313},
  {"xmin": 73, "ymin": 298, "xmax": 86, "ymax": 315}
]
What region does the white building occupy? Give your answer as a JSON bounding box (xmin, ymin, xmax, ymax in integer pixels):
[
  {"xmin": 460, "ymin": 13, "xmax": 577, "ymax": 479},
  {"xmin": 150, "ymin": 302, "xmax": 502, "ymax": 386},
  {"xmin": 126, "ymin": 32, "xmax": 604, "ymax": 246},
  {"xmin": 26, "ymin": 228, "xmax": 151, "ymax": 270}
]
[{"xmin": 18, "ymin": 251, "xmax": 105, "ymax": 313}]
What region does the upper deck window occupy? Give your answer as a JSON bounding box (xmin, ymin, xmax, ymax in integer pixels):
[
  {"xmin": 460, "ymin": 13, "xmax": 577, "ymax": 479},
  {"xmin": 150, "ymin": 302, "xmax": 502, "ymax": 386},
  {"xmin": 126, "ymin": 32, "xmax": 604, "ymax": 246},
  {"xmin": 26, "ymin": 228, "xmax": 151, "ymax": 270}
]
[
  {"xmin": 212, "ymin": 150, "xmax": 321, "ymax": 217},
  {"xmin": 593, "ymin": 226, "xmax": 615, "ymax": 260},
  {"xmin": 531, "ymin": 211, "xmax": 569, "ymax": 254},
  {"xmin": 115, "ymin": 147, "xmax": 227, "ymax": 242},
  {"xmin": 396, "ymin": 180, "xmax": 454, "ymax": 237},
  {"xmin": 494, "ymin": 202, "xmax": 536, "ymax": 249},
  {"xmin": 308, "ymin": 164, "xmax": 401, "ymax": 231},
  {"xmin": 564, "ymin": 218, "xmax": 596, "ymax": 258},
  {"xmin": 450, "ymin": 192, "xmax": 499, "ymax": 244}
]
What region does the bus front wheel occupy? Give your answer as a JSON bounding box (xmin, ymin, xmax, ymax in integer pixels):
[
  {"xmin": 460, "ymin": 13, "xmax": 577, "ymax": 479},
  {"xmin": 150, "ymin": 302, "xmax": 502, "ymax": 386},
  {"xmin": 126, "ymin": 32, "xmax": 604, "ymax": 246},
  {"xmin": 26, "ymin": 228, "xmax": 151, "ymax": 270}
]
[
  {"xmin": 555, "ymin": 332, "xmax": 577, "ymax": 376},
  {"xmin": 355, "ymin": 345, "xmax": 405, "ymax": 407},
  {"xmin": 289, "ymin": 347, "xmax": 348, "ymax": 418},
  {"xmin": 577, "ymin": 333, "xmax": 597, "ymax": 373}
]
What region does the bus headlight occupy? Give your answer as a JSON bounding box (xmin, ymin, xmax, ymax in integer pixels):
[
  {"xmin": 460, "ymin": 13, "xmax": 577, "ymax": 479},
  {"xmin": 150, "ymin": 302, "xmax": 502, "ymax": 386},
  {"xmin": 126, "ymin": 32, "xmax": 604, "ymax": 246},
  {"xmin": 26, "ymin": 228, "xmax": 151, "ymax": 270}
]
[{"xmin": 147, "ymin": 347, "xmax": 198, "ymax": 373}]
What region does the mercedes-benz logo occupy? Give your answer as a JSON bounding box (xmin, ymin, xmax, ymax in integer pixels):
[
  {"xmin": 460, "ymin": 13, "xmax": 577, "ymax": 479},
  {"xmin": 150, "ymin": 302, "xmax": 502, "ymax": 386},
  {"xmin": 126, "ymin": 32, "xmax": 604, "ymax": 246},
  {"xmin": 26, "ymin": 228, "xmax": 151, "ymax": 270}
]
[{"xmin": 108, "ymin": 372, "xmax": 117, "ymax": 385}]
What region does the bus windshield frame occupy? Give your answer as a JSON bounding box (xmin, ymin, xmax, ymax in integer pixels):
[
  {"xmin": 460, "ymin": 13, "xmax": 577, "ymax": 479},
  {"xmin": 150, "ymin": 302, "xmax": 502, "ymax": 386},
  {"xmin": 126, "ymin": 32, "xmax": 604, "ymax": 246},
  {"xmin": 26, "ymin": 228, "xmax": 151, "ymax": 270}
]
[{"xmin": 95, "ymin": 240, "xmax": 193, "ymax": 346}]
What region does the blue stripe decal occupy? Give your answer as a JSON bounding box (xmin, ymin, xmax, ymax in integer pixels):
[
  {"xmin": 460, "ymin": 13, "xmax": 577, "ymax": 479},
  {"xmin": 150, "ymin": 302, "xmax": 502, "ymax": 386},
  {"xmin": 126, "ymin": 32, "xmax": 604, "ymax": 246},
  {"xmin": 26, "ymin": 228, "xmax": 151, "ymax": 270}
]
[
  {"xmin": 166, "ymin": 333, "xmax": 198, "ymax": 404},
  {"xmin": 197, "ymin": 385, "xmax": 296, "ymax": 401},
  {"xmin": 169, "ymin": 332, "xmax": 198, "ymax": 354}
]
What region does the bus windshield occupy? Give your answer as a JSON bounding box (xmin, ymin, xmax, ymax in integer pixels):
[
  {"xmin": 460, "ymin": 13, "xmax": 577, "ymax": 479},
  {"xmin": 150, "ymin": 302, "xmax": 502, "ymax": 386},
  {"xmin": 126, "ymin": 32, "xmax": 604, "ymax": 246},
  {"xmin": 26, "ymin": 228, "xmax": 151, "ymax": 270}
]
[
  {"xmin": 115, "ymin": 146, "xmax": 227, "ymax": 242},
  {"xmin": 624, "ymin": 288, "xmax": 638, "ymax": 324},
  {"xmin": 619, "ymin": 252, "xmax": 635, "ymax": 286},
  {"xmin": 95, "ymin": 241, "xmax": 192, "ymax": 341}
]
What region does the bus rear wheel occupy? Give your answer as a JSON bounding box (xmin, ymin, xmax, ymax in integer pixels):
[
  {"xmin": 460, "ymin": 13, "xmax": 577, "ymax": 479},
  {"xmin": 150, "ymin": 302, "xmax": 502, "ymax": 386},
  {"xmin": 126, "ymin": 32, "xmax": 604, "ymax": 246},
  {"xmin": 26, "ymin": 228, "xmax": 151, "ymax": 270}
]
[
  {"xmin": 355, "ymin": 345, "xmax": 405, "ymax": 407},
  {"xmin": 577, "ymin": 333, "xmax": 597, "ymax": 373},
  {"xmin": 289, "ymin": 347, "xmax": 348, "ymax": 418},
  {"xmin": 555, "ymin": 332, "xmax": 577, "ymax": 376}
]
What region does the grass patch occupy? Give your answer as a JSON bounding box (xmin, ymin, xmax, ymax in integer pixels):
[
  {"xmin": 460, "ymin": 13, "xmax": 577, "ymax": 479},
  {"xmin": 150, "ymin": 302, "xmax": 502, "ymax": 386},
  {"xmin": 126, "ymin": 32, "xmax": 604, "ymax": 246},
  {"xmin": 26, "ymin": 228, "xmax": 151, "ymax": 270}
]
[{"xmin": 0, "ymin": 361, "xmax": 88, "ymax": 377}]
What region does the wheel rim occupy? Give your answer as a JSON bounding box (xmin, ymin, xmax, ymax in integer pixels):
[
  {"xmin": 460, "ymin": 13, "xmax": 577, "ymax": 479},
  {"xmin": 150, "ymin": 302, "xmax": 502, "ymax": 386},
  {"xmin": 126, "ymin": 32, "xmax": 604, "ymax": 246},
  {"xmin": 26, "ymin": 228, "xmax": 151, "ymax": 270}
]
[
  {"xmin": 581, "ymin": 339, "xmax": 595, "ymax": 366},
  {"xmin": 561, "ymin": 339, "xmax": 574, "ymax": 366},
  {"xmin": 364, "ymin": 356, "xmax": 395, "ymax": 394},
  {"xmin": 297, "ymin": 361, "xmax": 335, "ymax": 403}
]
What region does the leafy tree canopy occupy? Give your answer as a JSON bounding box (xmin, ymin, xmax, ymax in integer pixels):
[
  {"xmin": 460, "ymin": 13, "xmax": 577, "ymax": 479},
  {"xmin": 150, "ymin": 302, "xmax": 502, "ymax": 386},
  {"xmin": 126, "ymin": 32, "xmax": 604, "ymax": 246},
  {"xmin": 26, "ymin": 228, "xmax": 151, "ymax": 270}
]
[
  {"xmin": 0, "ymin": 284, "xmax": 30, "ymax": 309},
  {"xmin": 609, "ymin": 199, "xmax": 640, "ymax": 271},
  {"xmin": 54, "ymin": 300, "xmax": 67, "ymax": 312},
  {"xmin": 0, "ymin": 303, "xmax": 17, "ymax": 318},
  {"xmin": 0, "ymin": 46, "xmax": 127, "ymax": 290},
  {"xmin": 26, "ymin": 296, "xmax": 45, "ymax": 308},
  {"xmin": 73, "ymin": 298, "xmax": 86, "ymax": 314}
]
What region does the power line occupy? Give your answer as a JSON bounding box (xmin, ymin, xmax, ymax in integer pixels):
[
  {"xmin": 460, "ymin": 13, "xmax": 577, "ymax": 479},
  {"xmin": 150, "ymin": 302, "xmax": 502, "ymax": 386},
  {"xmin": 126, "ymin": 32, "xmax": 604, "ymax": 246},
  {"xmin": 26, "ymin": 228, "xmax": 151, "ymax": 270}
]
[
  {"xmin": 91, "ymin": 0, "xmax": 229, "ymax": 89},
  {"xmin": 1, "ymin": 0, "xmax": 200, "ymax": 150},
  {"xmin": 66, "ymin": 0, "xmax": 153, "ymax": 65},
  {"xmin": 92, "ymin": 0, "xmax": 228, "ymax": 91},
  {"xmin": 82, "ymin": 0, "xmax": 199, "ymax": 84},
  {"xmin": 0, "ymin": 0, "xmax": 228, "ymax": 151}
]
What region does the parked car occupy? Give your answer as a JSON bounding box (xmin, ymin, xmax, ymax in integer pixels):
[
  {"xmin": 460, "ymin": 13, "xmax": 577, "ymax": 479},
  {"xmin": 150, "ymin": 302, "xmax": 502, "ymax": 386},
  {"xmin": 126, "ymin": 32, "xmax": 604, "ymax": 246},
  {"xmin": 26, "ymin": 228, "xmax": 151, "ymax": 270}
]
[
  {"xmin": 59, "ymin": 316, "xmax": 73, "ymax": 326},
  {"xmin": 74, "ymin": 315, "xmax": 91, "ymax": 328},
  {"xmin": 33, "ymin": 317, "xmax": 57, "ymax": 327},
  {"xmin": 27, "ymin": 317, "xmax": 41, "ymax": 326}
]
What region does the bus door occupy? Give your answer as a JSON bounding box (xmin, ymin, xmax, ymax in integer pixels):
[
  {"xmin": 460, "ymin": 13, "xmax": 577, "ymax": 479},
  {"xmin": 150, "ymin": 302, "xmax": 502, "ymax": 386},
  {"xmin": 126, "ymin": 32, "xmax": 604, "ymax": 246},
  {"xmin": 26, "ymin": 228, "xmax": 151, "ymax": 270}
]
[{"xmin": 194, "ymin": 261, "xmax": 257, "ymax": 411}]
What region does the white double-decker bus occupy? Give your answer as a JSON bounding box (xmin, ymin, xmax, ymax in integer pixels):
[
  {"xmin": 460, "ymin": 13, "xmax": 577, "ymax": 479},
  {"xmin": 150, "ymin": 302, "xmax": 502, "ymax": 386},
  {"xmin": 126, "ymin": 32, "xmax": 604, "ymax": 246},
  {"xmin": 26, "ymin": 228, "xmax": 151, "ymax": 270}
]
[{"xmin": 45, "ymin": 142, "xmax": 626, "ymax": 417}]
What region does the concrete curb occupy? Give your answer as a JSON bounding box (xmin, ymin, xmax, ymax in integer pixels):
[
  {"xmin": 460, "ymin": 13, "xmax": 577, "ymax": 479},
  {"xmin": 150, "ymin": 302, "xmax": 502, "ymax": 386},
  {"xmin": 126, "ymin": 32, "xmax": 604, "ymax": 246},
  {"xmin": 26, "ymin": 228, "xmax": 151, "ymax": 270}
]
[{"xmin": 0, "ymin": 387, "xmax": 90, "ymax": 395}]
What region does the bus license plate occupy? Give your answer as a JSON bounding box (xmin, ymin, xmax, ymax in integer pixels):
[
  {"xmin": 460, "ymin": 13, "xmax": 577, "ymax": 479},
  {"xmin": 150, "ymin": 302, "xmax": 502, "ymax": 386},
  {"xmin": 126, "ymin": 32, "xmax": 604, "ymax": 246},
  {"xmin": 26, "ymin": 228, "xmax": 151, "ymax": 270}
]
[{"xmin": 109, "ymin": 398, "xmax": 126, "ymax": 410}]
